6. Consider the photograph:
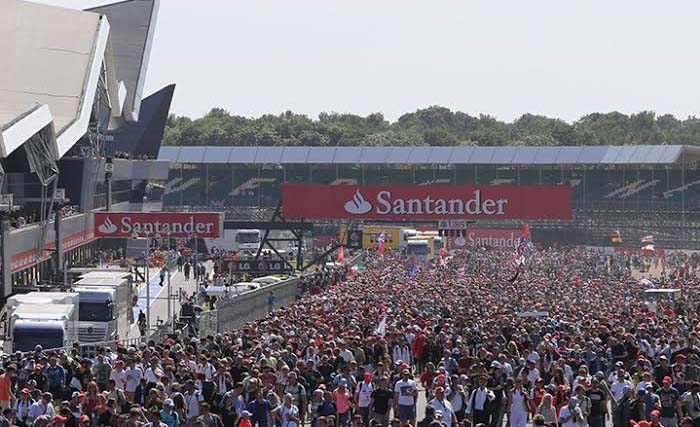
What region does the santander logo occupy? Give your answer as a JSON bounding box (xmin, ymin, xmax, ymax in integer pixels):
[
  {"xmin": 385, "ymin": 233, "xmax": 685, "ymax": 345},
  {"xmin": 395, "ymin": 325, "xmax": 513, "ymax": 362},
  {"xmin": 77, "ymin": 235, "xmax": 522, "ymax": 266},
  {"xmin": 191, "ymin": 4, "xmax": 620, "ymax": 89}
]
[
  {"xmin": 97, "ymin": 216, "xmax": 118, "ymax": 234},
  {"xmin": 344, "ymin": 190, "xmax": 372, "ymax": 214}
]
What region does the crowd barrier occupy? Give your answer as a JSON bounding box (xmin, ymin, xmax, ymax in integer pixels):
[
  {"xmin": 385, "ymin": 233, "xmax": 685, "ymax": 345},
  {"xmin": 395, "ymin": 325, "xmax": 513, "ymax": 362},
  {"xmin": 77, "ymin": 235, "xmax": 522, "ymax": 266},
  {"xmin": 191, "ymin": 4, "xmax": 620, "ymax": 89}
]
[{"xmin": 213, "ymin": 251, "xmax": 366, "ymax": 334}]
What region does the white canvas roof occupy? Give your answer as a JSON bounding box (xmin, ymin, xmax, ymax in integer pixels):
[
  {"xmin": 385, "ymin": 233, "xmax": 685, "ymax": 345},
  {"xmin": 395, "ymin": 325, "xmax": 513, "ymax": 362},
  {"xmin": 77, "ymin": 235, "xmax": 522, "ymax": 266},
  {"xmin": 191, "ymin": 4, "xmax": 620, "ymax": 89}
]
[{"xmin": 0, "ymin": 0, "xmax": 111, "ymax": 158}]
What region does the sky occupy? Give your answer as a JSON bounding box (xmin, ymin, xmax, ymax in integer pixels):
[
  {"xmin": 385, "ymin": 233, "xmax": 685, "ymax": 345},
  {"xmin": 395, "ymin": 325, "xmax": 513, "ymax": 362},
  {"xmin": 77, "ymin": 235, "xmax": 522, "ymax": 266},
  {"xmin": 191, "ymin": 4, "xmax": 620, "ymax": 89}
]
[{"xmin": 40, "ymin": 0, "xmax": 700, "ymax": 122}]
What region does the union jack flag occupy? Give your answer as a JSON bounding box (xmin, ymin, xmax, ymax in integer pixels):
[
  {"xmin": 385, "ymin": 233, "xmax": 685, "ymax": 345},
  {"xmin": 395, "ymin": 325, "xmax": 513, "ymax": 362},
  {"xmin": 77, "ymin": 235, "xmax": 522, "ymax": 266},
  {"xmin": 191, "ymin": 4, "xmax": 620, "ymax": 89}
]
[{"xmin": 511, "ymin": 223, "xmax": 531, "ymax": 270}]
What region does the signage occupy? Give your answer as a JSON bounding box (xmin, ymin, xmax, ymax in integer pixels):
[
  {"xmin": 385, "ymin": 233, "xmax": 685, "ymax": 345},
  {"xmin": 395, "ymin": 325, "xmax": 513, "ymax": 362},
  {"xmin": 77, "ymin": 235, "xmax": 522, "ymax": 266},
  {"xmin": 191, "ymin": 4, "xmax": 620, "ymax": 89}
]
[
  {"xmin": 346, "ymin": 230, "xmax": 363, "ymax": 249},
  {"xmin": 229, "ymin": 260, "xmax": 291, "ymax": 274},
  {"xmin": 438, "ymin": 220, "xmax": 470, "ymax": 230},
  {"xmin": 95, "ymin": 212, "xmax": 222, "ymax": 238},
  {"xmin": 449, "ymin": 229, "xmax": 521, "ymax": 249},
  {"xmin": 282, "ymin": 184, "xmax": 572, "ymax": 220}
]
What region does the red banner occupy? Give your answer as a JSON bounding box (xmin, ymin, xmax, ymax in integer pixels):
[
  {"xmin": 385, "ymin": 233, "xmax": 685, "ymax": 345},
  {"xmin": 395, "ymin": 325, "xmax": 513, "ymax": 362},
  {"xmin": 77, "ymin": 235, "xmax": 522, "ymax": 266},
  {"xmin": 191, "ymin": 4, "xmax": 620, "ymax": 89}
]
[
  {"xmin": 94, "ymin": 212, "xmax": 222, "ymax": 238},
  {"xmin": 449, "ymin": 229, "xmax": 521, "ymax": 249},
  {"xmin": 282, "ymin": 184, "xmax": 571, "ymax": 220}
]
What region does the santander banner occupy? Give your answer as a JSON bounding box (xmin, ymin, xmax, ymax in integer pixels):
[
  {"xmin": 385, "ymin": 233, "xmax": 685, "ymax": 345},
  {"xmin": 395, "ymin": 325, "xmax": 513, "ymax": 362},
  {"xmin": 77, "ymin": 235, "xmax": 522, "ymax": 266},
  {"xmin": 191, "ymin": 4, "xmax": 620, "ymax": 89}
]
[
  {"xmin": 449, "ymin": 229, "xmax": 521, "ymax": 249},
  {"xmin": 283, "ymin": 184, "xmax": 572, "ymax": 220},
  {"xmin": 94, "ymin": 212, "xmax": 222, "ymax": 238}
]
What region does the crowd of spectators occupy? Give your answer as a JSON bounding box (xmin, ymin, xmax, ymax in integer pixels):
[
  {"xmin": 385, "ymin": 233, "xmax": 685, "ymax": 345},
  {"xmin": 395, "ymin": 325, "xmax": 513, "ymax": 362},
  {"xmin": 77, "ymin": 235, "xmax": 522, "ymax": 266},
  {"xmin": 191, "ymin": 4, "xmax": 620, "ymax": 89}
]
[{"xmin": 0, "ymin": 246, "xmax": 699, "ymax": 427}]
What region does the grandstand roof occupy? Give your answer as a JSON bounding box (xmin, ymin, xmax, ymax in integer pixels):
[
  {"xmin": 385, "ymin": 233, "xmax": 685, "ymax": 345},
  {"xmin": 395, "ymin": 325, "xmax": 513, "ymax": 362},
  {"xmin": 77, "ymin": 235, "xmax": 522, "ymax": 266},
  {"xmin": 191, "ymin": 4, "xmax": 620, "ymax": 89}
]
[
  {"xmin": 0, "ymin": 0, "xmax": 111, "ymax": 158},
  {"xmin": 87, "ymin": 0, "xmax": 159, "ymax": 123},
  {"xmin": 157, "ymin": 145, "xmax": 700, "ymax": 165}
]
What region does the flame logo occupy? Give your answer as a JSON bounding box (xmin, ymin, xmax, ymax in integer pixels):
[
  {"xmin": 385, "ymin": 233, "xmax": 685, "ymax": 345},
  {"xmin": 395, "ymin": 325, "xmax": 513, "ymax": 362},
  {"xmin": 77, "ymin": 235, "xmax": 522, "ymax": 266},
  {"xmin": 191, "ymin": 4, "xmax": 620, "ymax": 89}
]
[
  {"xmin": 344, "ymin": 190, "xmax": 372, "ymax": 214},
  {"xmin": 98, "ymin": 216, "xmax": 118, "ymax": 234}
]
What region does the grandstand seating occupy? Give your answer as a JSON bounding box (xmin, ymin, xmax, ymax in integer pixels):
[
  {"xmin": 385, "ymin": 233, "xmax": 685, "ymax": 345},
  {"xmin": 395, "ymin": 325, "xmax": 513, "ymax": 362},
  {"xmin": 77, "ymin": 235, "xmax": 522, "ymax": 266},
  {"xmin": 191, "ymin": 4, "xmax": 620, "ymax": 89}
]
[{"xmin": 161, "ymin": 163, "xmax": 700, "ymax": 211}]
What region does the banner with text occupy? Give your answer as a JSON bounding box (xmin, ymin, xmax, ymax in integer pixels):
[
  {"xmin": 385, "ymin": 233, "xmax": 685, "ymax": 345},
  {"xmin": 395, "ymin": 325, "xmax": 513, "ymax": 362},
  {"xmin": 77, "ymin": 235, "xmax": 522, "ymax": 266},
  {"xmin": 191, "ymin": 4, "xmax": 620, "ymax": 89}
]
[
  {"xmin": 282, "ymin": 184, "xmax": 572, "ymax": 220},
  {"xmin": 94, "ymin": 212, "xmax": 222, "ymax": 238},
  {"xmin": 449, "ymin": 229, "xmax": 521, "ymax": 249}
]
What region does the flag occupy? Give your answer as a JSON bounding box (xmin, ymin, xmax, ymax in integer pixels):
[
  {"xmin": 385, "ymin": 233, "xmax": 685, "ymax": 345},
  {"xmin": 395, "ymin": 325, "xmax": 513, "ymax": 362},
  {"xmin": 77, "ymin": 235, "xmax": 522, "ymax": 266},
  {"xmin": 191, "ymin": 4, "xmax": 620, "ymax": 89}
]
[
  {"xmin": 378, "ymin": 232, "xmax": 386, "ymax": 257},
  {"xmin": 511, "ymin": 223, "xmax": 531, "ymax": 270},
  {"xmin": 337, "ymin": 246, "xmax": 344, "ymax": 263},
  {"xmin": 439, "ymin": 247, "xmax": 446, "ymax": 259},
  {"xmin": 375, "ymin": 314, "xmax": 387, "ymax": 337},
  {"xmin": 409, "ymin": 254, "xmax": 419, "ymax": 276},
  {"xmin": 641, "ymin": 235, "xmax": 654, "ymax": 244}
]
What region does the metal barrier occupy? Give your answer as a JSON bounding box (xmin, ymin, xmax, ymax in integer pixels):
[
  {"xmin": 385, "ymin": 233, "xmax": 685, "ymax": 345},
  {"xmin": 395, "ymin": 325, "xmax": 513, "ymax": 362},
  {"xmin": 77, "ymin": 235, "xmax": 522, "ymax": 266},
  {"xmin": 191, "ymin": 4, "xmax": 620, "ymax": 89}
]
[
  {"xmin": 214, "ymin": 251, "xmax": 366, "ymax": 333},
  {"xmin": 39, "ymin": 337, "xmax": 144, "ymax": 359}
]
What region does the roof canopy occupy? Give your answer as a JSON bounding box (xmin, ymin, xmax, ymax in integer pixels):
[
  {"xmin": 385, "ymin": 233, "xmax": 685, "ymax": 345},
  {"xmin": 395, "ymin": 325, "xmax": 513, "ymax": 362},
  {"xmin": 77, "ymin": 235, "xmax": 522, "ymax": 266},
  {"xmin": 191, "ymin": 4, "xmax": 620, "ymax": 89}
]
[{"xmin": 158, "ymin": 145, "xmax": 700, "ymax": 165}]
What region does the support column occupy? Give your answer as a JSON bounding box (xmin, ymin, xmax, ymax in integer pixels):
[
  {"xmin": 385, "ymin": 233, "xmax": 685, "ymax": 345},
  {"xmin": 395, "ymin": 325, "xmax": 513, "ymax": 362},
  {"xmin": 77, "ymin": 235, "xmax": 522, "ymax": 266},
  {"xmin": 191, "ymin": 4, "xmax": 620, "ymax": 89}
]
[
  {"xmin": 54, "ymin": 209, "xmax": 64, "ymax": 282},
  {"xmin": 0, "ymin": 218, "xmax": 11, "ymax": 296}
]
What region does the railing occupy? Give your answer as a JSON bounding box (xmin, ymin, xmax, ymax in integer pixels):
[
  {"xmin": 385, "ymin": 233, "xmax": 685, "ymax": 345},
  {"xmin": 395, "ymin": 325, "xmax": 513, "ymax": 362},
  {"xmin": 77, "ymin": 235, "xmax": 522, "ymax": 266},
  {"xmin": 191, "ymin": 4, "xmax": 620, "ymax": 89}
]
[{"xmin": 213, "ymin": 251, "xmax": 366, "ymax": 333}]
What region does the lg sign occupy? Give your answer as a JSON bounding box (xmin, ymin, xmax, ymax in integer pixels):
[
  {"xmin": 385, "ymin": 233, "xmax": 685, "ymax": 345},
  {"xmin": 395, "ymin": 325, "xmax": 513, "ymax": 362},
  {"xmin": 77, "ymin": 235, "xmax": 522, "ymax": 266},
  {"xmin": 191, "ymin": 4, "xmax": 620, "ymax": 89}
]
[
  {"xmin": 94, "ymin": 212, "xmax": 222, "ymax": 238},
  {"xmin": 283, "ymin": 184, "xmax": 572, "ymax": 220}
]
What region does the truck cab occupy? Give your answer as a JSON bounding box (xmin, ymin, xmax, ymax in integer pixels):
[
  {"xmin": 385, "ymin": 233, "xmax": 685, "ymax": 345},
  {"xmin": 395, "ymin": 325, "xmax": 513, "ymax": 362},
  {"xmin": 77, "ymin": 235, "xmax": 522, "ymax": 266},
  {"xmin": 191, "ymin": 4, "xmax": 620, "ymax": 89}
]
[
  {"xmin": 10, "ymin": 304, "xmax": 77, "ymax": 352},
  {"xmin": 73, "ymin": 286, "xmax": 116, "ymax": 342}
]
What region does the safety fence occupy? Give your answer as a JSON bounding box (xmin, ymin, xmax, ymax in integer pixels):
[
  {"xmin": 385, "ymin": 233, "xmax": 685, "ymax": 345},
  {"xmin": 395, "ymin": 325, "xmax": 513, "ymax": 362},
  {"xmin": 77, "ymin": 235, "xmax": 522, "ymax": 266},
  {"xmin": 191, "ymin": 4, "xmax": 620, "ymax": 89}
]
[{"xmin": 213, "ymin": 251, "xmax": 366, "ymax": 334}]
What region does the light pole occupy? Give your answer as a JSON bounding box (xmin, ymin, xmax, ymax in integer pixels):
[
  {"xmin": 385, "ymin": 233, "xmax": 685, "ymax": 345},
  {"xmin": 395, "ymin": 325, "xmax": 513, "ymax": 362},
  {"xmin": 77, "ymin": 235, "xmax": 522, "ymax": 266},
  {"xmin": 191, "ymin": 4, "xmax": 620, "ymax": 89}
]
[
  {"xmin": 143, "ymin": 231, "xmax": 151, "ymax": 334},
  {"xmin": 167, "ymin": 233, "xmax": 172, "ymax": 332}
]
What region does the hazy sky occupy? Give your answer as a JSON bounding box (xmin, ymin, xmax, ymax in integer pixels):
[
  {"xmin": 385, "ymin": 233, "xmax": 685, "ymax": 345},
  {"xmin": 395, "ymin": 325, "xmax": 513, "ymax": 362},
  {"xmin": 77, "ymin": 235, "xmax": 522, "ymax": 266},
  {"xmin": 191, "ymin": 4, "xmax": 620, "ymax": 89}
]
[{"xmin": 40, "ymin": 0, "xmax": 700, "ymax": 122}]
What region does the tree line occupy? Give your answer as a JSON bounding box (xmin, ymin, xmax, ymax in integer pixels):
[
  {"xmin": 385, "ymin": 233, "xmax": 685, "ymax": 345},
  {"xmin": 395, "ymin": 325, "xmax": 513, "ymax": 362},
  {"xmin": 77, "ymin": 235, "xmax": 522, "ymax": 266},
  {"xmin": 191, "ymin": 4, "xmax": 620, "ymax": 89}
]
[{"xmin": 163, "ymin": 106, "xmax": 700, "ymax": 147}]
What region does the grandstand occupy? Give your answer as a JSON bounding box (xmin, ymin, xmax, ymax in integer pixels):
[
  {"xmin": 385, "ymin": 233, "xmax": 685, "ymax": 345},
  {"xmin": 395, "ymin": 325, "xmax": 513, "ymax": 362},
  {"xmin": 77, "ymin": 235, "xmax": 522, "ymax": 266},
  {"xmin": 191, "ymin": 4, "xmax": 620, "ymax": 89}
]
[{"xmin": 157, "ymin": 145, "xmax": 700, "ymax": 249}]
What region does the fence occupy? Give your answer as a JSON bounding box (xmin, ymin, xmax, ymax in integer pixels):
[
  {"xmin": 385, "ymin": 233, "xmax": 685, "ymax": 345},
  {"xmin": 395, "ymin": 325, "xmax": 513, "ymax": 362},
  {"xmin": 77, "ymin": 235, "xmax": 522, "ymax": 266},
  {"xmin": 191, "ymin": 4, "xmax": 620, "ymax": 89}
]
[{"xmin": 213, "ymin": 251, "xmax": 366, "ymax": 334}]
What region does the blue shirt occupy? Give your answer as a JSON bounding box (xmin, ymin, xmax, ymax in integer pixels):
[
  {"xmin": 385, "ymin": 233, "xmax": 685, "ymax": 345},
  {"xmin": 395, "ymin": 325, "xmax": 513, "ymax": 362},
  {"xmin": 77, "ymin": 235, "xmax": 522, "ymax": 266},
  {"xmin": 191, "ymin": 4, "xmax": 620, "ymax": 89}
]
[
  {"xmin": 248, "ymin": 399, "xmax": 271, "ymax": 427},
  {"xmin": 44, "ymin": 365, "xmax": 65, "ymax": 388}
]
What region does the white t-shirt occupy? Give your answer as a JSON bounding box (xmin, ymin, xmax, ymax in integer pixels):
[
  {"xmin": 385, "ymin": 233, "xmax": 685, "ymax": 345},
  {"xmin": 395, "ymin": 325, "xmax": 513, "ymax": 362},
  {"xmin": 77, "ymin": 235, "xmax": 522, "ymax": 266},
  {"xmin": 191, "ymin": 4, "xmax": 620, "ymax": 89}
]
[
  {"xmin": 357, "ymin": 382, "xmax": 374, "ymax": 408},
  {"xmin": 279, "ymin": 404, "xmax": 299, "ymax": 427},
  {"xmin": 610, "ymin": 379, "xmax": 632, "ymax": 403},
  {"xmin": 559, "ymin": 406, "xmax": 583, "ymax": 427},
  {"xmin": 394, "ymin": 379, "xmax": 417, "ymax": 406},
  {"xmin": 431, "ymin": 398, "xmax": 454, "ymax": 427},
  {"xmin": 124, "ymin": 367, "xmax": 143, "ymax": 393}
]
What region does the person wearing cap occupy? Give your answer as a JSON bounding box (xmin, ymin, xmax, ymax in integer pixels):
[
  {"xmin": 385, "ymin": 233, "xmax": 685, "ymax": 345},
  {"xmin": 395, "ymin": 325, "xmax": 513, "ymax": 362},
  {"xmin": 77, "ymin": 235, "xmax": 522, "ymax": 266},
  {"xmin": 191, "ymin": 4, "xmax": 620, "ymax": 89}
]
[
  {"xmin": 656, "ymin": 357, "xmax": 674, "ymax": 387},
  {"xmin": 51, "ymin": 414, "xmax": 66, "ymax": 427},
  {"xmin": 680, "ymin": 382, "xmax": 700, "ymax": 426},
  {"xmin": 14, "ymin": 387, "xmax": 34, "ymax": 427},
  {"xmin": 393, "ymin": 369, "xmax": 417, "ymax": 427},
  {"xmin": 333, "ymin": 379, "xmax": 353, "ymax": 427},
  {"xmin": 184, "ymin": 380, "xmax": 205, "ymax": 427},
  {"xmin": 487, "ymin": 361, "xmax": 506, "ymax": 427},
  {"xmin": 238, "ymin": 411, "xmax": 253, "ymax": 427},
  {"xmin": 355, "ymin": 373, "xmax": 374, "ymax": 427},
  {"xmin": 658, "ymin": 376, "xmax": 683, "ymax": 427},
  {"xmin": 560, "ymin": 396, "xmax": 585, "ymax": 427},
  {"xmin": 467, "ymin": 375, "xmax": 494, "ymax": 427},
  {"xmin": 161, "ymin": 399, "xmax": 180, "ymax": 427},
  {"xmin": 28, "ymin": 393, "xmax": 55, "ymax": 425},
  {"xmin": 430, "ymin": 386, "xmax": 457, "ymax": 427},
  {"xmin": 611, "ymin": 369, "xmax": 634, "ymax": 405}
]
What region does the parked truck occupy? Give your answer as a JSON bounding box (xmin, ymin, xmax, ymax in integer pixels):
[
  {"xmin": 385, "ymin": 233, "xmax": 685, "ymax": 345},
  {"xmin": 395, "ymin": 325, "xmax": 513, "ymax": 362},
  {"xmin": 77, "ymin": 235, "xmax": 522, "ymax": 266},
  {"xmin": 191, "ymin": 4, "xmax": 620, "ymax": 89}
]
[
  {"xmin": 3, "ymin": 292, "xmax": 80, "ymax": 352},
  {"xmin": 73, "ymin": 272, "xmax": 132, "ymax": 342},
  {"xmin": 10, "ymin": 304, "xmax": 78, "ymax": 352}
]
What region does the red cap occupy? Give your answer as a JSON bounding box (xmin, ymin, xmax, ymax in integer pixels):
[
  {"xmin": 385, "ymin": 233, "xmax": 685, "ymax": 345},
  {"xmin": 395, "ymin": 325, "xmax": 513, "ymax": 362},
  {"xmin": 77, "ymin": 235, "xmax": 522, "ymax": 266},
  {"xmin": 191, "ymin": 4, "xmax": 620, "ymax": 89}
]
[
  {"xmin": 638, "ymin": 422, "xmax": 651, "ymax": 427},
  {"xmin": 20, "ymin": 388, "xmax": 31, "ymax": 394},
  {"xmin": 364, "ymin": 373, "xmax": 372, "ymax": 380},
  {"xmin": 53, "ymin": 415, "xmax": 67, "ymax": 423},
  {"xmin": 663, "ymin": 376, "xmax": 673, "ymax": 384},
  {"xmin": 80, "ymin": 416, "xmax": 90, "ymax": 423},
  {"xmin": 677, "ymin": 354, "xmax": 687, "ymax": 360},
  {"xmin": 435, "ymin": 386, "xmax": 445, "ymax": 393},
  {"xmin": 650, "ymin": 410, "xmax": 660, "ymax": 417}
]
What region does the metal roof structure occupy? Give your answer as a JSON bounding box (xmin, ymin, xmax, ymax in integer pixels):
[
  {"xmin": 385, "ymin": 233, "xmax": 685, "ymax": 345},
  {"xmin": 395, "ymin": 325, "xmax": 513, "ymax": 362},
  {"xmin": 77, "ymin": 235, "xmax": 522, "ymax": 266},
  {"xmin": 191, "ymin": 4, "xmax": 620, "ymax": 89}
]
[
  {"xmin": 87, "ymin": 0, "xmax": 160, "ymax": 123},
  {"xmin": 0, "ymin": 0, "xmax": 161, "ymax": 160},
  {"xmin": 158, "ymin": 145, "xmax": 700, "ymax": 165}
]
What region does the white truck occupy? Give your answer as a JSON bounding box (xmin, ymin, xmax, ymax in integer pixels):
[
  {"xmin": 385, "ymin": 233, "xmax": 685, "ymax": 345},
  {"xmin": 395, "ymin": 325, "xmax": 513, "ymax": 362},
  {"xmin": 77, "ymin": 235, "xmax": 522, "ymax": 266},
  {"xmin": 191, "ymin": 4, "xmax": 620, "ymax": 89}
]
[
  {"xmin": 207, "ymin": 229, "xmax": 262, "ymax": 254},
  {"xmin": 73, "ymin": 272, "xmax": 133, "ymax": 342},
  {"xmin": 10, "ymin": 304, "xmax": 78, "ymax": 352},
  {"xmin": 4, "ymin": 292, "xmax": 80, "ymax": 352}
]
